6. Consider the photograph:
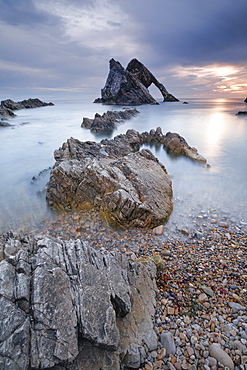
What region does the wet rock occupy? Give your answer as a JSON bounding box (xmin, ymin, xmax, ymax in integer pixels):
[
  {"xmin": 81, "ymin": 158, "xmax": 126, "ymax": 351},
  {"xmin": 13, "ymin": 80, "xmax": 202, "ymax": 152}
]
[
  {"xmin": 0, "ymin": 119, "xmax": 13, "ymax": 126},
  {"xmin": 1, "ymin": 98, "xmax": 54, "ymax": 111},
  {"xmin": 81, "ymin": 108, "xmax": 139, "ymax": 133},
  {"xmin": 94, "ymin": 58, "xmax": 178, "ymax": 105},
  {"xmin": 208, "ymin": 343, "xmax": 234, "ymax": 369},
  {"xmin": 163, "ymin": 132, "xmax": 207, "ymax": 162},
  {"xmin": 0, "ymin": 98, "xmax": 54, "ymax": 118},
  {"xmin": 0, "ymin": 106, "xmax": 16, "ymax": 117},
  {"xmin": 47, "ymin": 131, "xmax": 173, "ymax": 229},
  {"xmin": 47, "ymin": 127, "xmax": 207, "ymax": 228},
  {"xmin": 236, "ymin": 111, "xmax": 247, "ymax": 115}
]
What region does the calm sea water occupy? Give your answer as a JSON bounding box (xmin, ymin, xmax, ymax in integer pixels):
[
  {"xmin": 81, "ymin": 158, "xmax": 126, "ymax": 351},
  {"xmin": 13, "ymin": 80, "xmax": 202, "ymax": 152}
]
[{"xmin": 0, "ymin": 95, "xmax": 246, "ymax": 234}]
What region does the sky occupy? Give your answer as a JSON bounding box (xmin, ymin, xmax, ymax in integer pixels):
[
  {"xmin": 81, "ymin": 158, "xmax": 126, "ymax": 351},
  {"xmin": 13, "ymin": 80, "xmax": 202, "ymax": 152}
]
[{"xmin": 0, "ymin": 0, "xmax": 247, "ymax": 100}]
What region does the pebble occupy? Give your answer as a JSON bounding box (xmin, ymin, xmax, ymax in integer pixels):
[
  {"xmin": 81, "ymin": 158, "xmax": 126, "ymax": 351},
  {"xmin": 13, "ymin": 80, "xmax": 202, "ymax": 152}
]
[
  {"xmin": 1, "ymin": 207, "xmax": 247, "ymax": 370},
  {"xmin": 160, "ymin": 332, "xmax": 176, "ymax": 355},
  {"xmin": 209, "ymin": 343, "xmax": 234, "ymax": 369},
  {"xmin": 156, "ymin": 347, "xmax": 166, "ymax": 360}
]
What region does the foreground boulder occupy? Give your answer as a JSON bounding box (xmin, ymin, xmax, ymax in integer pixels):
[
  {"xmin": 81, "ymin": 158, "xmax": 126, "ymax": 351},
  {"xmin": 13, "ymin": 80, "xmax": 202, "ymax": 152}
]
[
  {"xmin": 46, "ymin": 128, "xmax": 206, "ymax": 228},
  {"xmin": 81, "ymin": 107, "xmax": 139, "ymax": 133},
  {"xmin": 94, "ymin": 58, "xmax": 178, "ymax": 105},
  {"xmin": 47, "ymin": 139, "xmax": 173, "ymax": 229},
  {"xmin": 0, "ymin": 235, "xmax": 157, "ymax": 369}
]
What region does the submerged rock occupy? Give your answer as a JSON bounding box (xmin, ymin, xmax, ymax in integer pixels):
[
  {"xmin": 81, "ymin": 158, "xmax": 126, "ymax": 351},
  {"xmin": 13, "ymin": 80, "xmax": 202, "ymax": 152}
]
[
  {"xmin": 94, "ymin": 58, "xmax": 178, "ymax": 105},
  {"xmin": 236, "ymin": 111, "xmax": 247, "ymax": 115},
  {"xmin": 0, "ymin": 118, "xmax": 13, "ymax": 126},
  {"xmin": 0, "ymin": 236, "xmax": 157, "ymax": 369},
  {"xmin": 81, "ymin": 107, "xmax": 139, "ymax": 133}
]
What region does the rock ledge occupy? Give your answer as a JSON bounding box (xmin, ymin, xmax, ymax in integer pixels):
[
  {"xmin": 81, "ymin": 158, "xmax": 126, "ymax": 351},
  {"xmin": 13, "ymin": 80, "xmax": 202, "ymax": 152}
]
[{"xmin": 0, "ymin": 235, "xmax": 157, "ymax": 369}]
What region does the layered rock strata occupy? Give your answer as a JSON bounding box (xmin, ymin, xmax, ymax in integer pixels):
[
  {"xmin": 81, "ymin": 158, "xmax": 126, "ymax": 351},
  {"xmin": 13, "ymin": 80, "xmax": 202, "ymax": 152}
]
[
  {"xmin": 81, "ymin": 107, "xmax": 139, "ymax": 133},
  {"xmin": 46, "ymin": 128, "xmax": 206, "ymax": 228},
  {"xmin": 94, "ymin": 58, "xmax": 178, "ymax": 105},
  {"xmin": 0, "ymin": 235, "xmax": 157, "ymax": 369}
]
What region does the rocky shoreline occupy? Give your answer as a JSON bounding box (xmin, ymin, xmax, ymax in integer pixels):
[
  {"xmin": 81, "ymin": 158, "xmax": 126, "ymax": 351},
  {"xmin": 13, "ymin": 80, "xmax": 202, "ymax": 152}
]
[
  {"xmin": 0, "ymin": 207, "xmax": 246, "ymax": 369},
  {"xmin": 0, "ymin": 95, "xmax": 246, "ymax": 368}
]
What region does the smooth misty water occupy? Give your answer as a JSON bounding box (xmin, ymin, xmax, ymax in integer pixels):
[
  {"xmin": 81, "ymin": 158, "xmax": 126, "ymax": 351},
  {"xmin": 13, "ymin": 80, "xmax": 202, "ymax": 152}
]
[{"xmin": 0, "ymin": 95, "xmax": 246, "ymax": 233}]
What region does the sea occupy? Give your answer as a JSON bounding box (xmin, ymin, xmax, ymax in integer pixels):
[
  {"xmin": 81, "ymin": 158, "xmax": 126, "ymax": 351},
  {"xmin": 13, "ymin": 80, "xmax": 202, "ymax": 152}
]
[{"xmin": 1, "ymin": 94, "xmax": 247, "ymax": 235}]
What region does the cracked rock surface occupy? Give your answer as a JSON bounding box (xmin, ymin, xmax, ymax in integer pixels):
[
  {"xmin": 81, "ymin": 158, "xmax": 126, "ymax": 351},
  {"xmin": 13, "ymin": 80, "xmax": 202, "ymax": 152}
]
[
  {"xmin": 0, "ymin": 235, "xmax": 157, "ymax": 369},
  {"xmin": 46, "ymin": 127, "xmax": 206, "ymax": 229}
]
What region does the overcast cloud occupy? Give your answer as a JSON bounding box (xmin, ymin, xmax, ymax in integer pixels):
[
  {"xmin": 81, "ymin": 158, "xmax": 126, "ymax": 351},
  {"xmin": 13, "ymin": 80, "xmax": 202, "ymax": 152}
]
[{"xmin": 0, "ymin": 0, "xmax": 246, "ymax": 99}]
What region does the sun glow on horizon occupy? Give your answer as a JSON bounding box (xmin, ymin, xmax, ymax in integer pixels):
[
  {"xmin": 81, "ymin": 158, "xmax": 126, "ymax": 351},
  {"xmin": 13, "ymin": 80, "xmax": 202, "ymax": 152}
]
[{"xmin": 171, "ymin": 64, "xmax": 247, "ymax": 97}]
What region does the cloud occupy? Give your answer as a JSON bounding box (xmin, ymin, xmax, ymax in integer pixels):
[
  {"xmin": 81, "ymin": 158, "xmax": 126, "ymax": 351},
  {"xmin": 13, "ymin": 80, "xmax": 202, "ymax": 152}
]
[
  {"xmin": 35, "ymin": 0, "xmax": 143, "ymax": 59},
  {"xmin": 0, "ymin": 0, "xmax": 58, "ymax": 27},
  {"xmin": 0, "ymin": 0, "xmax": 246, "ymax": 97}
]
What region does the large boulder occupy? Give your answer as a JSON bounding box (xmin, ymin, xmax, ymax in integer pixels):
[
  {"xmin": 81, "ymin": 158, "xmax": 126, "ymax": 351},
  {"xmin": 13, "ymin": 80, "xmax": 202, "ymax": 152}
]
[
  {"xmin": 0, "ymin": 235, "xmax": 157, "ymax": 369},
  {"xmin": 46, "ymin": 135, "xmax": 173, "ymax": 229},
  {"xmin": 46, "ymin": 128, "xmax": 207, "ymax": 228},
  {"xmin": 94, "ymin": 58, "xmax": 178, "ymax": 105}
]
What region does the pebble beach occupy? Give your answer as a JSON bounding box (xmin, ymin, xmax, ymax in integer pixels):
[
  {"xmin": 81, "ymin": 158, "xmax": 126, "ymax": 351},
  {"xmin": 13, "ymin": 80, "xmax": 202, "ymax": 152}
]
[
  {"xmin": 1, "ymin": 208, "xmax": 246, "ymax": 369},
  {"xmin": 30, "ymin": 207, "xmax": 247, "ymax": 370}
]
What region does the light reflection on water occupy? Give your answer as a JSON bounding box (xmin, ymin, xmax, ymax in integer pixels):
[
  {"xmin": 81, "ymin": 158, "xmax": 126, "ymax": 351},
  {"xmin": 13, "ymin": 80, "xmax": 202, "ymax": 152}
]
[{"xmin": 0, "ymin": 96, "xmax": 246, "ymax": 233}]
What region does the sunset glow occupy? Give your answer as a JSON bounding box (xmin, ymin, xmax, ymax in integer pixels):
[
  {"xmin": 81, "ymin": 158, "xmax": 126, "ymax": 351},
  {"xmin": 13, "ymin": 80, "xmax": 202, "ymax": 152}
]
[{"xmin": 172, "ymin": 64, "xmax": 246, "ymax": 97}]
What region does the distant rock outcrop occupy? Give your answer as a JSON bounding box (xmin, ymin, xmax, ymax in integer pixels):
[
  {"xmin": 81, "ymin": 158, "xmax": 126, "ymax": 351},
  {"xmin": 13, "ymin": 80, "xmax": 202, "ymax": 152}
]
[
  {"xmin": 0, "ymin": 118, "xmax": 13, "ymax": 126},
  {"xmin": 0, "ymin": 105, "xmax": 16, "ymax": 117},
  {"xmin": 126, "ymin": 59, "xmax": 179, "ymax": 102},
  {"xmin": 94, "ymin": 58, "xmax": 178, "ymax": 105},
  {"xmin": 236, "ymin": 111, "xmax": 247, "ymax": 115},
  {"xmin": 244, "ymin": 97, "xmax": 247, "ymax": 103},
  {"xmin": 81, "ymin": 107, "xmax": 139, "ymax": 133},
  {"xmin": 0, "ymin": 98, "xmax": 54, "ymax": 118},
  {"xmin": 0, "ymin": 235, "xmax": 157, "ymax": 369}
]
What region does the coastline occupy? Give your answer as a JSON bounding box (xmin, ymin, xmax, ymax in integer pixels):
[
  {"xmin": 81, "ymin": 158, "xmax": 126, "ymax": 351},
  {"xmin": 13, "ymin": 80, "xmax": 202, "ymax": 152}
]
[{"xmin": 1, "ymin": 210, "xmax": 246, "ymax": 368}]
